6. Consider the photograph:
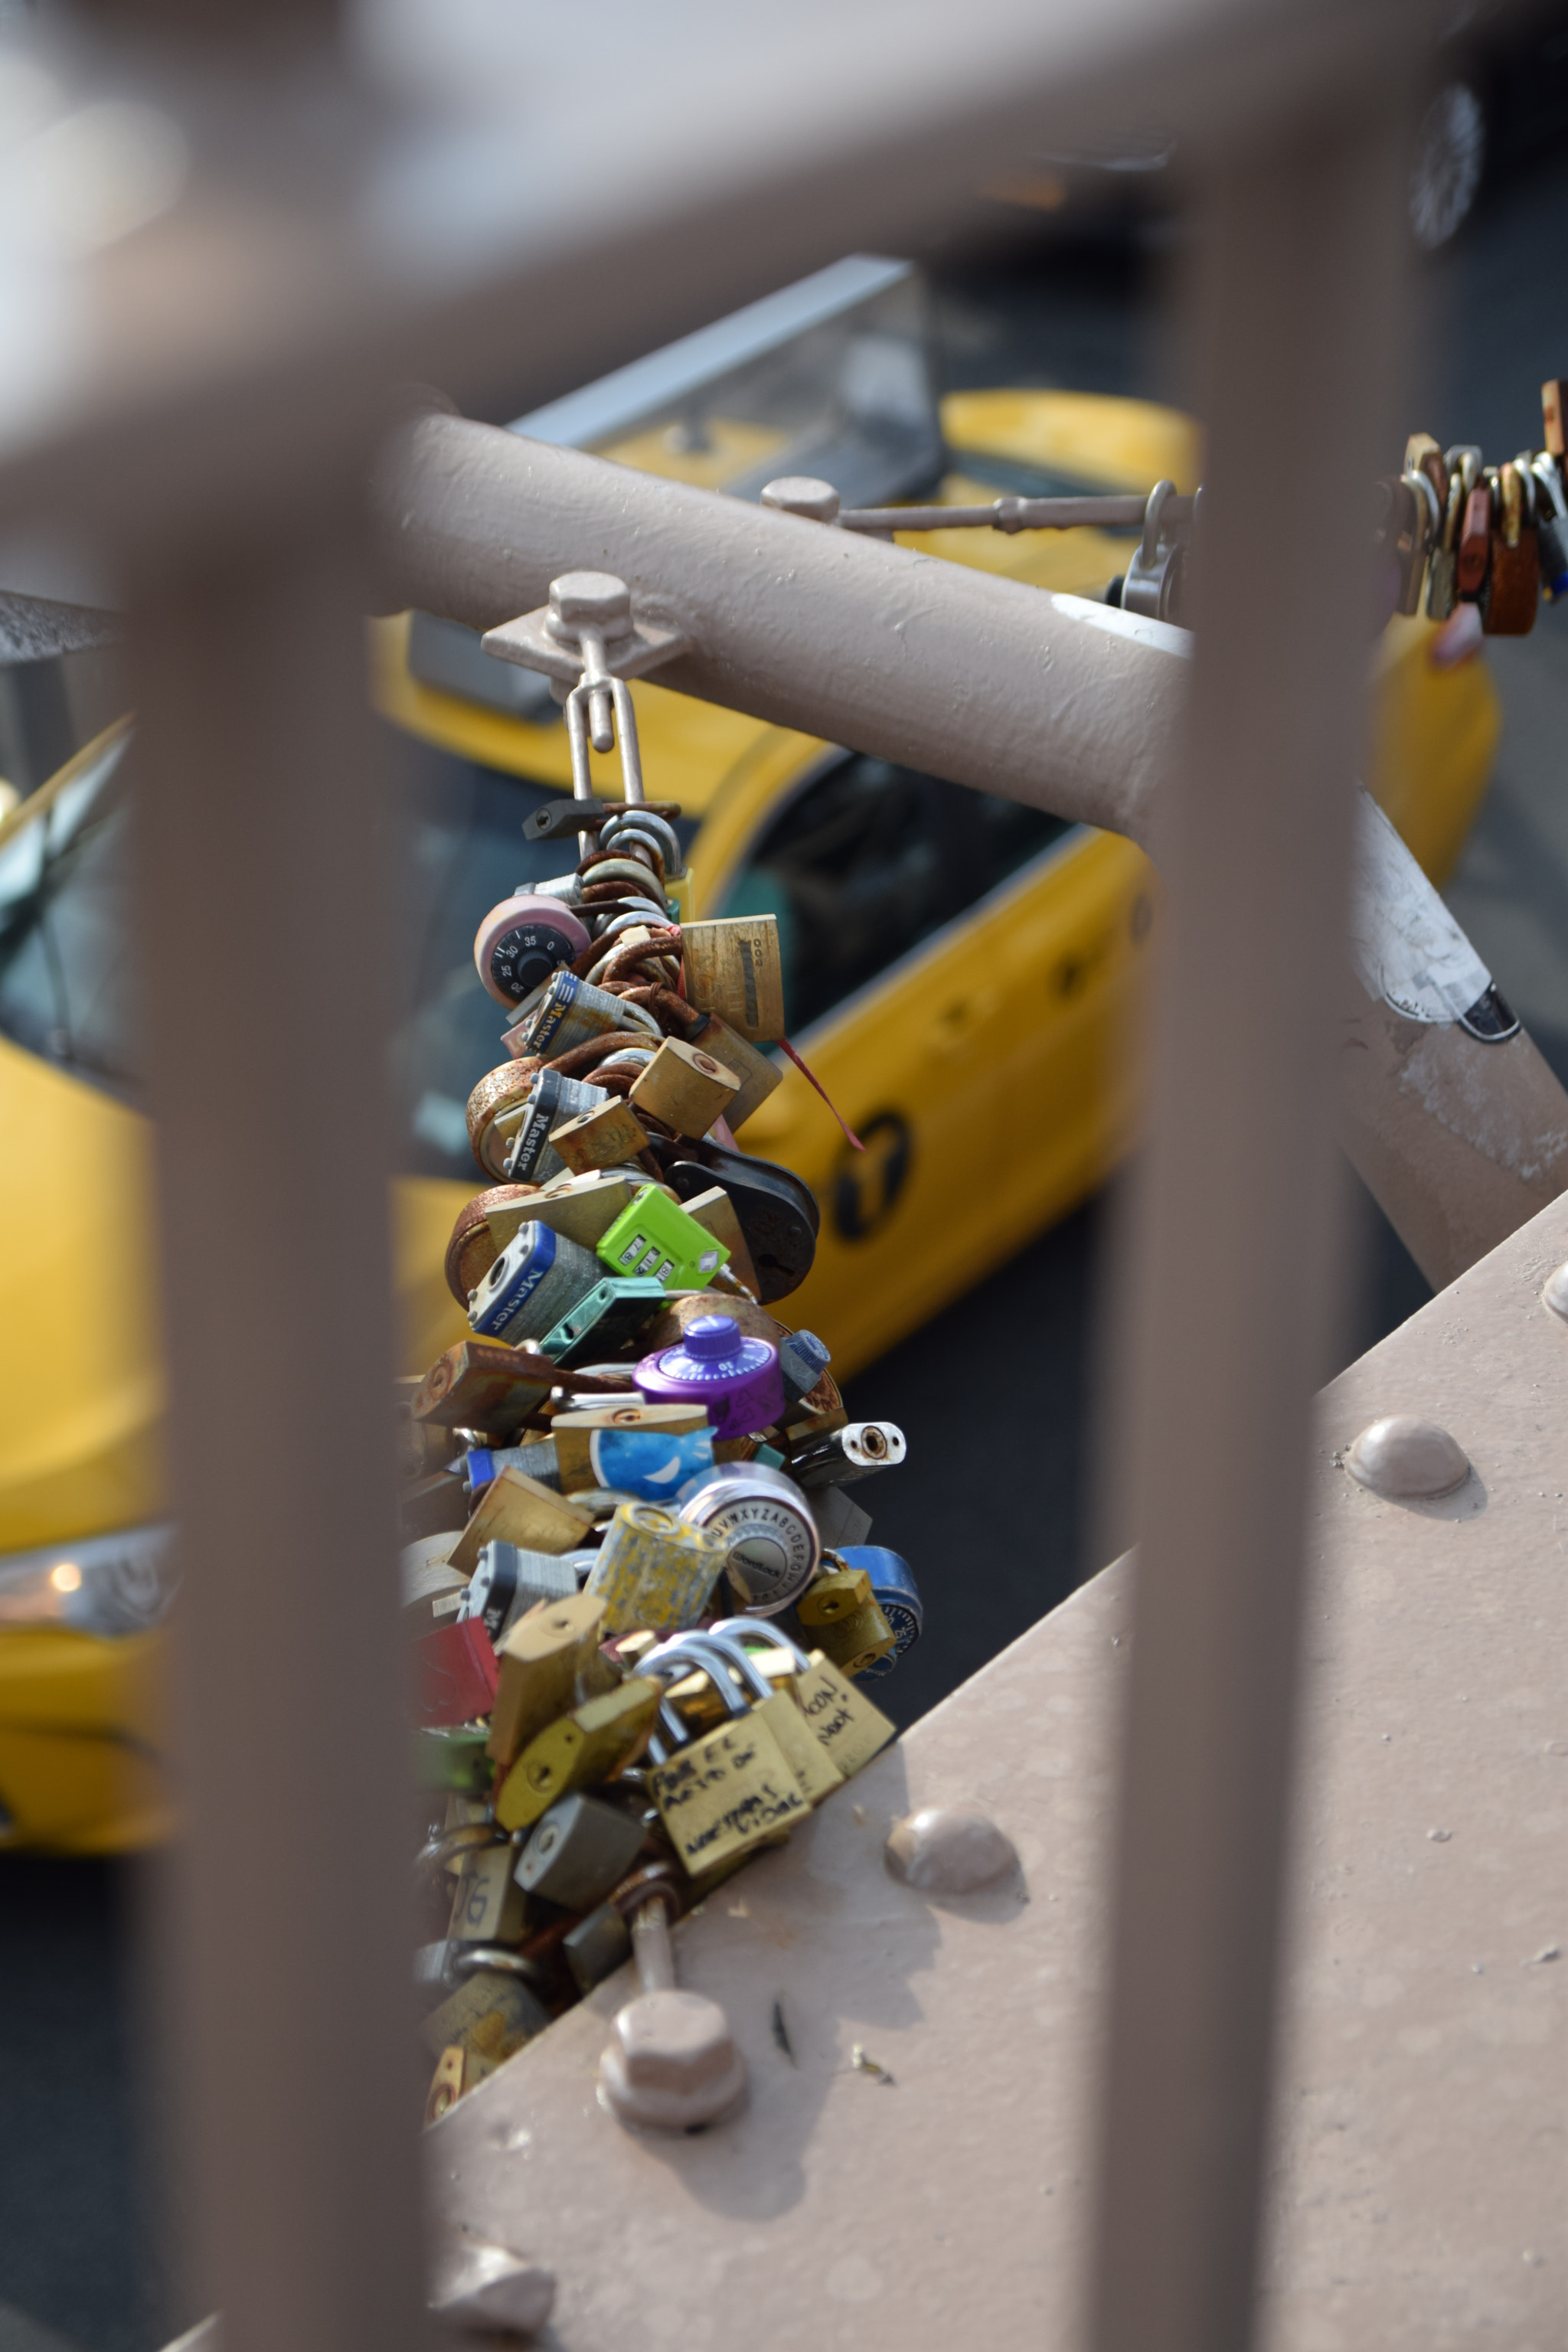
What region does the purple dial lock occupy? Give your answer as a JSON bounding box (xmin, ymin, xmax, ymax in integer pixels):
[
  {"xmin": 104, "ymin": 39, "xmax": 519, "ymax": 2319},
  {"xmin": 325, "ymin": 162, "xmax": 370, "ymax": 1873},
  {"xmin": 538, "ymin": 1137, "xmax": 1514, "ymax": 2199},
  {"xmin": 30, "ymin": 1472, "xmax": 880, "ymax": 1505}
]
[{"xmin": 633, "ymin": 1314, "xmax": 785, "ymax": 1442}]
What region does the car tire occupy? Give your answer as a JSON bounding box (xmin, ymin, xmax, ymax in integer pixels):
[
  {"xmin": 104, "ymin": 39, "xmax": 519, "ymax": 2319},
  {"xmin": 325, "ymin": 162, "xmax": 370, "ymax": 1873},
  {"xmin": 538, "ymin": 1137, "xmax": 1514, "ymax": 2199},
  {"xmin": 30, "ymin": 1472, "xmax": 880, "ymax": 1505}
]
[{"xmin": 1409, "ymin": 81, "xmax": 1486, "ymax": 251}]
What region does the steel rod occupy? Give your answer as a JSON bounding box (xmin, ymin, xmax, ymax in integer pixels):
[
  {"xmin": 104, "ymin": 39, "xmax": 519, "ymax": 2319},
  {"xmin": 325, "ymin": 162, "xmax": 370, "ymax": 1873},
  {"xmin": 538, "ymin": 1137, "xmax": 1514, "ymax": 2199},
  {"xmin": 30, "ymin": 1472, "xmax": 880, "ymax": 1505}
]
[{"xmin": 1084, "ymin": 103, "xmax": 1406, "ymax": 2352}]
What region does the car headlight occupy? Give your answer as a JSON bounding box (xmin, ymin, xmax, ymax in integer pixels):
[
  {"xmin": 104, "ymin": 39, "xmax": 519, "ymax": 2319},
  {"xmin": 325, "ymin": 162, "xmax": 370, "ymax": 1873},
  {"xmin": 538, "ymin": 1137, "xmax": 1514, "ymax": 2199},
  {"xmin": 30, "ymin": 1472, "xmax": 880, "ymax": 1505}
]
[{"xmin": 0, "ymin": 1522, "xmax": 178, "ymax": 1636}]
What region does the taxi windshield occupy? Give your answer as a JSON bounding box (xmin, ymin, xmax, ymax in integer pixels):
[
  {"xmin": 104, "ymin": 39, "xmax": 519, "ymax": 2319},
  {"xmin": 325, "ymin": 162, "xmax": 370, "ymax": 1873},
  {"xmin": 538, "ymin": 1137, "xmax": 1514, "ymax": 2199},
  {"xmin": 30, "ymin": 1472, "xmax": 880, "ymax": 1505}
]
[{"xmin": 0, "ymin": 723, "xmax": 699, "ymax": 1182}]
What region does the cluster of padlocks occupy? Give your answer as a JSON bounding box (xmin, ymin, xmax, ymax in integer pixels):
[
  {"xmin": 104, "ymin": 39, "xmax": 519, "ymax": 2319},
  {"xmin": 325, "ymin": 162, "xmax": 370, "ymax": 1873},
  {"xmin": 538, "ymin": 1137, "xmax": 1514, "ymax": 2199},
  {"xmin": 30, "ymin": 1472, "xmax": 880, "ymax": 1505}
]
[
  {"xmin": 1381, "ymin": 381, "xmax": 1568, "ymax": 632},
  {"xmin": 399, "ymin": 573, "xmax": 920, "ymax": 2124}
]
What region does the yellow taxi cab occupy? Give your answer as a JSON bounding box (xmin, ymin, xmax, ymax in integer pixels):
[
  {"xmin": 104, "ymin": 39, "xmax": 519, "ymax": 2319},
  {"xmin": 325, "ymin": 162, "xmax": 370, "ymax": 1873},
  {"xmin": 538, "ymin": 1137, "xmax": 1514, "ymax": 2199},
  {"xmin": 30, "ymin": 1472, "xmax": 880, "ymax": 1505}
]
[{"xmin": 0, "ymin": 259, "xmax": 1500, "ymax": 1851}]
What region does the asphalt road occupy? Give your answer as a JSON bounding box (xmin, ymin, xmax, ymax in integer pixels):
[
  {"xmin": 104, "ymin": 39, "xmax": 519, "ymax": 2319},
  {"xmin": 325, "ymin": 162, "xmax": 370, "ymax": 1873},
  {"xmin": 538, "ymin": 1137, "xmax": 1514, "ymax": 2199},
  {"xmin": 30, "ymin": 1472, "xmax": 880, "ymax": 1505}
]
[{"xmin": 5, "ymin": 145, "xmax": 1567, "ymax": 2352}]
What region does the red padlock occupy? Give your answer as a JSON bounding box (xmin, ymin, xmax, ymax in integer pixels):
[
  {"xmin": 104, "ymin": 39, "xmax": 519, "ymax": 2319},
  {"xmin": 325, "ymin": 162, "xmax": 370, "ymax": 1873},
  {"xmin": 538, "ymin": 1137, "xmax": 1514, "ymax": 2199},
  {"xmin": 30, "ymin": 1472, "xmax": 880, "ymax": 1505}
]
[{"xmin": 415, "ymin": 1617, "xmax": 499, "ymax": 1728}]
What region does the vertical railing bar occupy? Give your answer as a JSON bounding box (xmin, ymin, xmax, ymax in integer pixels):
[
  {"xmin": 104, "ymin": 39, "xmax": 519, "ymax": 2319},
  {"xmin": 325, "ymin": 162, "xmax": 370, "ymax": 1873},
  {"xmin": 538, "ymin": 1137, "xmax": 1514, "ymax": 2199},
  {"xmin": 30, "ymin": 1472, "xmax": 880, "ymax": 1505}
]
[{"xmin": 1083, "ymin": 93, "xmax": 1410, "ymax": 2352}]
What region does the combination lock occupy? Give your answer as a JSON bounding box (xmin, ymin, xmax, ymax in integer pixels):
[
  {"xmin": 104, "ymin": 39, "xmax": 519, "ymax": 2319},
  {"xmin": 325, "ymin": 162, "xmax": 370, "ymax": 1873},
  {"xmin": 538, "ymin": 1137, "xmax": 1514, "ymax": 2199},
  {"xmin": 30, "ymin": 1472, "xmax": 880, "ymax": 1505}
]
[{"xmin": 473, "ymin": 892, "xmax": 592, "ymax": 1008}]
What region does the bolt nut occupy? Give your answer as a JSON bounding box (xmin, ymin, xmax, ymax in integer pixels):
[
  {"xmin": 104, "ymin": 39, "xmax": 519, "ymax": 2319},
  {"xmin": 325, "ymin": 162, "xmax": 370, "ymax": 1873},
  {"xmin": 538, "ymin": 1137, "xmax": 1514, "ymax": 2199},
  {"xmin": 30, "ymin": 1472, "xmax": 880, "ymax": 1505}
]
[
  {"xmin": 547, "ymin": 570, "xmax": 634, "ymax": 638},
  {"xmin": 760, "ymin": 475, "xmax": 841, "ymax": 524},
  {"xmin": 599, "ymin": 1989, "xmax": 746, "ymax": 2130},
  {"xmin": 1344, "ymin": 1415, "xmax": 1469, "ymax": 1500}
]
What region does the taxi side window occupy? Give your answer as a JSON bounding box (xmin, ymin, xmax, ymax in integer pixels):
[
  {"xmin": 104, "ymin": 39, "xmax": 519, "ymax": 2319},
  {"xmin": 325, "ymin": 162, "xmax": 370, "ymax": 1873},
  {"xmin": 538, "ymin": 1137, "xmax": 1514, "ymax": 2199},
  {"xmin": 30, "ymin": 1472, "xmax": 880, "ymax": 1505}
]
[{"xmin": 717, "ymin": 753, "xmax": 1072, "ymax": 1034}]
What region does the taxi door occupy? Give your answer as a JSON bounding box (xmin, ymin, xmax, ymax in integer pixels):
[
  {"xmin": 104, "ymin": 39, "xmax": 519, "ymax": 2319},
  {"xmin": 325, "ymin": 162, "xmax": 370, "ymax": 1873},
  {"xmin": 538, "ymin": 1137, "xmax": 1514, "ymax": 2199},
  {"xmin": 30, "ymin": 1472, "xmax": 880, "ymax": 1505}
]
[{"xmin": 707, "ymin": 753, "xmax": 1065, "ymax": 1375}]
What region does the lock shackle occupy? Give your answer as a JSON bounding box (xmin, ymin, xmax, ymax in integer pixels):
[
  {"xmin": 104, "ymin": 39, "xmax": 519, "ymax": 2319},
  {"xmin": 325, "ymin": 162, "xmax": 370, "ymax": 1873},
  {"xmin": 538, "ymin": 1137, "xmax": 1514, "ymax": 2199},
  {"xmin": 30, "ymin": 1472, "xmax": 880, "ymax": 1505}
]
[
  {"xmin": 639, "ymin": 1633, "xmax": 750, "ymax": 1755},
  {"xmin": 1139, "ymin": 478, "xmax": 1176, "ymax": 569},
  {"xmin": 705, "ymin": 1616, "xmax": 812, "ymax": 1677},
  {"xmin": 677, "ymin": 1625, "xmax": 776, "ymax": 1704}
]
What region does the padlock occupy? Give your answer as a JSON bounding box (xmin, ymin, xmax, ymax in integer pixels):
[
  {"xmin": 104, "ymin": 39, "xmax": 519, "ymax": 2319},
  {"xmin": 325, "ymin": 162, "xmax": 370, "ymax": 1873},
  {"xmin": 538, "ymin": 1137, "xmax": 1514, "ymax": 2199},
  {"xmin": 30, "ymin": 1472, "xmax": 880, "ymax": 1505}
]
[
  {"xmin": 513, "ymin": 1790, "xmax": 648, "ymax": 1909},
  {"xmin": 509, "ymin": 969, "xmax": 658, "ymax": 1062},
  {"xmin": 1425, "ymin": 464, "xmax": 1465, "ymax": 621},
  {"xmin": 442, "ymin": 1184, "xmax": 545, "ymax": 1307},
  {"xmin": 789, "ymin": 1648, "xmax": 897, "ymax": 1779},
  {"xmin": 458, "ymin": 1539, "xmax": 587, "ymax": 1642},
  {"xmin": 423, "ymin": 2044, "xmax": 472, "ymax": 2123},
  {"xmin": 1482, "ymin": 462, "xmax": 1539, "ymax": 636},
  {"xmin": 414, "ymin": 1338, "xmax": 556, "ymax": 1437},
  {"xmin": 473, "ymin": 894, "xmax": 592, "ymax": 1010},
  {"xmin": 786, "ymin": 1419, "xmax": 906, "ymax": 1488},
  {"xmin": 530, "ymin": 1166, "xmax": 671, "ymax": 1248},
  {"xmin": 547, "ymin": 1096, "xmax": 650, "ymax": 1177},
  {"xmin": 811, "ymin": 1485, "xmax": 873, "ymax": 1550},
  {"xmin": 776, "ymin": 1328, "xmax": 831, "ymax": 1406},
  {"xmin": 1543, "ymin": 377, "xmax": 1567, "ymax": 459},
  {"xmin": 629, "ymin": 1036, "xmax": 743, "ymax": 1138},
  {"xmin": 413, "ymin": 1723, "xmax": 492, "ymax": 1794},
  {"xmin": 596, "ymin": 1186, "xmax": 728, "ymax": 1292},
  {"xmin": 1530, "ymin": 455, "xmax": 1568, "ymax": 599},
  {"xmin": 487, "ymin": 1589, "xmax": 611, "ymax": 1771},
  {"xmin": 697, "ymin": 1622, "xmax": 844, "ymax": 1805},
  {"xmin": 662, "ymin": 1145, "xmax": 819, "ymax": 1303},
  {"xmin": 1393, "ymin": 471, "xmax": 1436, "ymax": 616},
  {"xmin": 797, "ymin": 1566, "xmax": 897, "ymax": 1676},
  {"xmin": 835, "ymin": 1545, "xmax": 924, "ymax": 1673},
  {"xmin": 635, "ymin": 1313, "xmax": 786, "ymax": 1440},
  {"xmin": 687, "ymin": 1014, "xmax": 784, "ymax": 1129},
  {"xmin": 469, "ymin": 1220, "xmax": 603, "ymax": 1345},
  {"xmin": 414, "ymin": 1616, "xmax": 501, "ymax": 1728},
  {"xmin": 641, "ymin": 1636, "xmax": 808, "ymax": 1873},
  {"xmin": 467, "ymin": 1061, "xmax": 547, "ymax": 1182},
  {"xmin": 403, "ymin": 1536, "xmax": 468, "ymax": 1630},
  {"xmin": 562, "ymin": 1900, "xmax": 633, "ymax": 1994},
  {"xmin": 463, "ymin": 1438, "xmax": 560, "ymax": 1497},
  {"xmin": 505, "ymin": 1072, "xmax": 611, "ymax": 1184},
  {"xmin": 539, "ymin": 1276, "xmax": 670, "ymax": 1367},
  {"xmin": 1403, "ymin": 431, "xmax": 1446, "ymax": 512},
  {"xmin": 680, "ymin": 915, "xmax": 786, "ymax": 1043},
  {"xmin": 585, "ymin": 1501, "xmax": 727, "ymax": 1633},
  {"xmin": 448, "ymin": 1466, "xmax": 596, "ymax": 1576},
  {"xmin": 676, "ymin": 1184, "xmax": 761, "ymax": 1300},
  {"xmin": 554, "ymin": 1402, "xmax": 704, "ymax": 1486},
  {"xmin": 420, "ymin": 1968, "xmax": 550, "ymax": 2062},
  {"xmin": 494, "ymin": 1676, "xmax": 663, "ymax": 1832},
  {"xmin": 556, "ymin": 1412, "xmax": 714, "ymax": 1504},
  {"xmin": 449, "ymin": 1841, "xmax": 530, "ymax": 1944},
  {"xmin": 676, "ymin": 1463, "xmax": 820, "ymax": 1615},
  {"xmin": 1456, "ymin": 479, "xmax": 1492, "ymax": 597}
]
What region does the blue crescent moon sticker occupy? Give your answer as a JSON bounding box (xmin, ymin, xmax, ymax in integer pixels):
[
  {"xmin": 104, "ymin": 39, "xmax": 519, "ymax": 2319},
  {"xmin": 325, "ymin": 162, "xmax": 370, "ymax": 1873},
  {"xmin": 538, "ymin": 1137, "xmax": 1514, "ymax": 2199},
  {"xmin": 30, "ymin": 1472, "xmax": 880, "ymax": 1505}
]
[{"xmin": 590, "ymin": 1425, "xmax": 715, "ymax": 1499}]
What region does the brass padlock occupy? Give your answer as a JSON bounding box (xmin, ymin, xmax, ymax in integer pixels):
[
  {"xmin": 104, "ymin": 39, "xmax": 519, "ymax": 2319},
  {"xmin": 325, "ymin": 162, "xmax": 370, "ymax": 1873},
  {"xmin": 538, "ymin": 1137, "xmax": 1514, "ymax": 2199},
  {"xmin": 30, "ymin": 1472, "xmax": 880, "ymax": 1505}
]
[
  {"xmin": 799, "ymin": 1565, "xmax": 897, "ymax": 1675},
  {"xmin": 679, "ymin": 916, "xmax": 786, "ymax": 1042},
  {"xmin": 486, "ymin": 1590, "xmax": 611, "ymax": 1772},
  {"xmin": 494, "ymin": 1676, "xmax": 663, "ymax": 1832},
  {"xmin": 678, "ymin": 1184, "xmax": 761, "ymax": 1301},
  {"xmin": 629, "ymin": 1036, "xmax": 743, "ymax": 1139},
  {"xmin": 448, "ymin": 1465, "xmax": 596, "ymax": 1576},
  {"xmin": 641, "ymin": 1635, "xmax": 808, "ymax": 1874},
  {"xmin": 697, "ymin": 1622, "xmax": 844, "ymax": 1805},
  {"xmin": 549, "ymin": 1096, "xmax": 651, "ymax": 1176},
  {"xmin": 413, "ymin": 1338, "xmax": 555, "ymax": 1437},
  {"xmin": 449, "ymin": 1841, "xmax": 529, "ymax": 1945},
  {"xmin": 420, "ymin": 1968, "xmax": 548, "ymax": 2063},
  {"xmin": 789, "ymin": 1649, "xmax": 897, "ymax": 1779},
  {"xmin": 687, "ymin": 1014, "xmax": 784, "ymax": 1130}
]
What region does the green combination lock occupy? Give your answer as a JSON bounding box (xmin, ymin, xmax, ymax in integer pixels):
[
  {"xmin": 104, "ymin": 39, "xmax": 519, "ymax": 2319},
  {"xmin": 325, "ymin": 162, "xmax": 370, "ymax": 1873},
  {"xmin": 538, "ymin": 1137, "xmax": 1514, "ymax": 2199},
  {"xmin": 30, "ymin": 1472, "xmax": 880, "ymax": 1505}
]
[{"xmin": 595, "ymin": 1186, "xmax": 730, "ymax": 1293}]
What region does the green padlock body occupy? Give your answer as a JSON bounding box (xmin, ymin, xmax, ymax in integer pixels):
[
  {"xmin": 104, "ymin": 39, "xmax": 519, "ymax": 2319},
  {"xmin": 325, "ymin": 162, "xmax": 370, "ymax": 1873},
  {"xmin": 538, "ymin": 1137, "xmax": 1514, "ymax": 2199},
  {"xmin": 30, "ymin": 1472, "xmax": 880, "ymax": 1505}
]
[
  {"xmin": 542, "ymin": 1276, "xmax": 675, "ymax": 1367},
  {"xmin": 595, "ymin": 1187, "xmax": 730, "ymax": 1293},
  {"xmin": 413, "ymin": 1725, "xmax": 494, "ymax": 1794}
]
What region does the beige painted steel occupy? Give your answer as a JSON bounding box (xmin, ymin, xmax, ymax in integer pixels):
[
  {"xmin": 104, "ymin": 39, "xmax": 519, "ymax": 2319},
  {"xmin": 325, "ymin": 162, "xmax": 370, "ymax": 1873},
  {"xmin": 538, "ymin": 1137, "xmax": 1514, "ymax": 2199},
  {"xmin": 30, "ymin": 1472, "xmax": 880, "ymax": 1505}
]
[
  {"xmin": 424, "ymin": 1179, "xmax": 1568, "ymax": 2350},
  {"xmin": 1337, "ymin": 988, "xmax": 1568, "ymax": 1290},
  {"xmin": 374, "ymin": 407, "xmax": 1183, "ymax": 848},
  {"xmin": 1085, "ymin": 119, "xmax": 1406, "ymax": 2352},
  {"xmin": 128, "ymin": 518, "xmax": 425, "ymax": 2352}
]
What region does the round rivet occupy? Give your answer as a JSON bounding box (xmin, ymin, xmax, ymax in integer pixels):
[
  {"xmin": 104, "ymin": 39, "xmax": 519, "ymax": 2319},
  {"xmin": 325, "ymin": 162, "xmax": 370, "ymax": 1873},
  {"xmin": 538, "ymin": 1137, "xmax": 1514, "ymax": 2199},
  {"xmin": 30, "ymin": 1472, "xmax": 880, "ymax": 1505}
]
[
  {"xmin": 428, "ymin": 2243, "xmax": 557, "ymax": 2335},
  {"xmin": 760, "ymin": 475, "xmax": 841, "ymax": 524},
  {"xmin": 1542, "ymin": 1261, "xmax": 1568, "ymax": 1321},
  {"xmin": 884, "ymin": 1803, "xmax": 1018, "ymax": 1894},
  {"xmin": 1344, "ymin": 1415, "xmax": 1469, "ymax": 1499}
]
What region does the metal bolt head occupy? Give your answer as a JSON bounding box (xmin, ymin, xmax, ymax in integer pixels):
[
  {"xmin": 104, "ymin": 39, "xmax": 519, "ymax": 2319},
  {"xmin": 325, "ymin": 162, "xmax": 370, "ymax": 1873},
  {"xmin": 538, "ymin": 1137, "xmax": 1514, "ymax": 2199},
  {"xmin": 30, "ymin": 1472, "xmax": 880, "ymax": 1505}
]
[
  {"xmin": 885, "ymin": 1802, "xmax": 1018, "ymax": 1895},
  {"xmin": 599, "ymin": 1989, "xmax": 746, "ymax": 2130},
  {"xmin": 1344, "ymin": 1415, "xmax": 1469, "ymax": 1499},
  {"xmin": 428, "ymin": 2242, "xmax": 557, "ymax": 2335},
  {"xmin": 547, "ymin": 570, "xmax": 633, "ymax": 638},
  {"xmin": 760, "ymin": 475, "xmax": 841, "ymax": 523},
  {"xmin": 1543, "ymin": 1260, "xmax": 1568, "ymax": 1321}
]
